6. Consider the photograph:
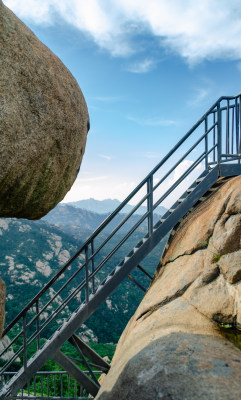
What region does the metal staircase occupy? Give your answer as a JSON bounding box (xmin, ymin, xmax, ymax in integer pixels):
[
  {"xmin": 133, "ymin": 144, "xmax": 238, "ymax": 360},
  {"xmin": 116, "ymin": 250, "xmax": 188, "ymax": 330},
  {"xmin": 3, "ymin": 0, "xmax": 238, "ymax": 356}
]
[{"xmin": 0, "ymin": 94, "xmax": 241, "ymax": 399}]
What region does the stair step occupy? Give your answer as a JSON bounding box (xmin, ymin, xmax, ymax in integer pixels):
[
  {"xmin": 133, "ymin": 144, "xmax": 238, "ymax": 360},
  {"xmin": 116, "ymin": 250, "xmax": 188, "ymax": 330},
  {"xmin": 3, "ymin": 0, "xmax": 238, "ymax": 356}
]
[
  {"xmin": 105, "ymin": 275, "xmax": 112, "ymax": 283},
  {"xmin": 169, "ymin": 208, "xmax": 175, "ymax": 213},
  {"xmin": 196, "ymin": 177, "xmax": 205, "ymax": 183},
  {"xmin": 178, "ymin": 198, "xmax": 185, "ymax": 203},
  {"xmin": 115, "ymin": 265, "xmax": 121, "ymax": 273},
  {"xmin": 96, "ymin": 285, "xmax": 103, "ymax": 293},
  {"xmin": 187, "ymin": 187, "xmax": 195, "ymax": 193},
  {"xmin": 160, "ymin": 219, "xmax": 165, "ymax": 223}
]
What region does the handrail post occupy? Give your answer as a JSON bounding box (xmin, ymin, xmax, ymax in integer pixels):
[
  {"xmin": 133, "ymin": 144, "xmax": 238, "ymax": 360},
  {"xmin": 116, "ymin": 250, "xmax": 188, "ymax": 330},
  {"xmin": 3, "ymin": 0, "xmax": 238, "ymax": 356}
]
[
  {"xmin": 91, "ymin": 240, "xmax": 95, "ymax": 294},
  {"xmin": 236, "ymin": 98, "xmax": 240, "ymax": 156},
  {"xmin": 23, "ymin": 312, "xmax": 27, "ymax": 370},
  {"xmin": 204, "ymin": 117, "xmax": 208, "ymax": 170},
  {"xmin": 239, "ymin": 96, "xmax": 241, "ymax": 163},
  {"xmin": 85, "ymin": 246, "xmax": 89, "ymax": 303},
  {"xmin": 217, "ymin": 101, "xmax": 222, "ymax": 166},
  {"xmin": 147, "ymin": 175, "xmax": 153, "ymax": 236},
  {"xmin": 36, "ymin": 300, "xmax": 40, "ymax": 350}
]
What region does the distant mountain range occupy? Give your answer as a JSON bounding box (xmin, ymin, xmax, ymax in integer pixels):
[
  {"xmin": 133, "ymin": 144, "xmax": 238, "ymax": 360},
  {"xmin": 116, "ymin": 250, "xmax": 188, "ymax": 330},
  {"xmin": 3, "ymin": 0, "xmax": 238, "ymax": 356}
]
[
  {"xmin": 43, "ymin": 203, "xmax": 164, "ymax": 240},
  {"xmin": 62, "ymin": 198, "xmax": 167, "ymax": 216}
]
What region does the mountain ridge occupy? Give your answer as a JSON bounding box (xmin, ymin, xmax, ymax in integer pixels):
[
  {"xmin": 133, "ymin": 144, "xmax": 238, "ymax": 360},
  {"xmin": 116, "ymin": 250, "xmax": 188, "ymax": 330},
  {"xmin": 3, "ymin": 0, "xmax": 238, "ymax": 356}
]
[{"xmin": 62, "ymin": 198, "xmax": 167, "ymax": 216}]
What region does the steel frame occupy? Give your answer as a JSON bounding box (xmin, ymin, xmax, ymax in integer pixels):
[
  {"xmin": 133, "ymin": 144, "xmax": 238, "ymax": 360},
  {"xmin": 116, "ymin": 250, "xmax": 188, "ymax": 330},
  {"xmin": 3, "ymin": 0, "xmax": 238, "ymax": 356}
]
[{"xmin": 0, "ymin": 94, "xmax": 241, "ymax": 399}]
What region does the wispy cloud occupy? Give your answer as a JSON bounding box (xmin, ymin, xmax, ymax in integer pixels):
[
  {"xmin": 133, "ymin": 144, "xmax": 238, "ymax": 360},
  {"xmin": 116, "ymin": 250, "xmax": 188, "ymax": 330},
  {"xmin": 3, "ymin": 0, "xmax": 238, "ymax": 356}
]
[
  {"xmin": 188, "ymin": 87, "xmax": 211, "ymax": 107},
  {"xmin": 144, "ymin": 152, "xmax": 161, "ymax": 159},
  {"xmin": 99, "ymin": 154, "xmax": 112, "ymax": 161},
  {"xmin": 125, "ymin": 58, "xmax": 156, "ymax": 74},
  {"xmin": 76, "ymin": 175, "xmax": 108, "ymax": 183},
  {"xmin": 4, "ymin": 0, "xmax": 241, "ymax": 64},
  {"xmin": 127, "ymin": 115, "xmax": 176, "ymax": 127},
  {"xmin": 91, "ymin": 96, "xmax": 123, "ymax": 102}
]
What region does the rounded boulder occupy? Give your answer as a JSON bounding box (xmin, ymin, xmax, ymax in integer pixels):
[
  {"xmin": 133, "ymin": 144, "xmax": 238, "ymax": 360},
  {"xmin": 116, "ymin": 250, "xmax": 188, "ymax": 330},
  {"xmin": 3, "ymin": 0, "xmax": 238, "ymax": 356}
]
[{"xmin": 0, "ymin": 1, "xmax": 89, "ymax": 219}]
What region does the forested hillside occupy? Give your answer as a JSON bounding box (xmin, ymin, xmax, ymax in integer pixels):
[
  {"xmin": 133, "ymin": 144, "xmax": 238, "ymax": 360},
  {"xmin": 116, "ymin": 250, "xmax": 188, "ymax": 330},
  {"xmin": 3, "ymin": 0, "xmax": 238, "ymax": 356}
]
[{"xmin": 0, "ymin": 205, "xmax": 168, "ymax": 344}]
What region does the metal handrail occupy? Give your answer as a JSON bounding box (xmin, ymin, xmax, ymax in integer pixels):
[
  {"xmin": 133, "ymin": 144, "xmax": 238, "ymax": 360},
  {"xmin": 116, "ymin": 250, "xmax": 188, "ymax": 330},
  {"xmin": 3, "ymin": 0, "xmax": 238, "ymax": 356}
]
[
  {"xmin": 1, "ymin": 93, "xmax": 241, "ymax": 378},
  {"xmin": 3, "ymin": 93, "xmax": 241, "ymax": 337}
]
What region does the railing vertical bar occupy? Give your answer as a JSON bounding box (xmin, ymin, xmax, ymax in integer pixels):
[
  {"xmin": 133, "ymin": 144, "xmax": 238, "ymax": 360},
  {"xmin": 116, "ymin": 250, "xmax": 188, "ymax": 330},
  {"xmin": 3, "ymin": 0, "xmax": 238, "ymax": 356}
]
[
  {"xmin": 41, "ymin": 375, "xmax": 43, "ymax": 396},
  {"xmin": 85, "ymin": 245, "xmax": 89, "ymax": 303},
  {"xmin": 147, "ymin": 175, "xmax": 153, "ymax": 236},
  {"xmin": 235, "ymin": 98, "xmax": 239, "ymax": 154},
  {"xmin": 54, "ymin": 373, "xmax": 56, "ymax": 396},
  {"xmin": 36, "ymin": 300, "xmax": 40, "ymax": 350},
  {"xmin": 91, "ymin": 240, "xmax": 95, "ymax": 294},
  {"xmin": 61, "ymin": 373, "xmax": 63, "ymax": 397},
  {"xmin": 226, "ymin": 99, "xmax": 230, "ymax": 157},
  {"xmin": 27, "ymin": 380, "xmax": 30, "ymax": 396},
  {"xmin": 47, "ymin": 374, "xmax": 49, "ymax": 397},
  {"xmin": 232, "ymin": 106, "xmax": 234, "ymax": 154},
  {"xmin": 74, "ymin": 379, "xmax": 77, "ymax": 397},
  {"xmin": 205, "ymin": 117, "xmax": 208, "ymax": 169},
  {"xmin": 34, "ymin": 376, "xmax": 36, "ymax": 396},
  {"xmin": 68, "ymin": 374, "xmax": 70, "ymax": 397},
  {"xmin": 213, "ymin": 110, "xmax": 216, "ymax": 162},
  {"xmin": 22, "ymin": 313, "xmax": 27, "ymax": 371},
  {"xmin": 239, "ymin": 96, "xmax": 241, "ymax": 162},
  {"xmin": 217, "ymin": 101, "xmax": 222, "ymax": 165}
]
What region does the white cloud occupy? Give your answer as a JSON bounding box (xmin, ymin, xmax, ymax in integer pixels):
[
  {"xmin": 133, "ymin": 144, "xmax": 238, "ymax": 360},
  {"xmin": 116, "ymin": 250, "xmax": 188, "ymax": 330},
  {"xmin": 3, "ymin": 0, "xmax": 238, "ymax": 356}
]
[
  {"xmin": 126, "ymin": 58, "xmax": 156, "ymax": 74},
  {"xmin": 127, "ymin": 115, "xmax": 175, "ymax": 127},
  {"xmin": 4, "ymin": 0, "xmax": 241, "ymax": 64},
  {"xmin": 62, "ymin": 176, "xmax": 137, "ymax": 202}
]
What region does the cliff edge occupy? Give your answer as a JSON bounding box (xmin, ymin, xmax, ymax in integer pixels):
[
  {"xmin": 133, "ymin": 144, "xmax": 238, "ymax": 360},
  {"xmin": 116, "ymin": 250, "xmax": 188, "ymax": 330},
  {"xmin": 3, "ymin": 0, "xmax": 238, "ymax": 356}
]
[{"xmin": 96, "ymin": 175, "xmax": 241, "ymax": 400}]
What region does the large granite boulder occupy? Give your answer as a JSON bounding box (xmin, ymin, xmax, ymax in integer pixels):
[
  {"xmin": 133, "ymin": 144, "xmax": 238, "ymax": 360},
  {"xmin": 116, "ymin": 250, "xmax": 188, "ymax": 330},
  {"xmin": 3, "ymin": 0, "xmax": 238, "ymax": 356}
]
[
  {"xmin": 0, "ymin": 1, "xmax": 89, "ymax": 219},
  {"xmin": 96, "ymin": 175, "xmax": 241, "ymax": 400}
]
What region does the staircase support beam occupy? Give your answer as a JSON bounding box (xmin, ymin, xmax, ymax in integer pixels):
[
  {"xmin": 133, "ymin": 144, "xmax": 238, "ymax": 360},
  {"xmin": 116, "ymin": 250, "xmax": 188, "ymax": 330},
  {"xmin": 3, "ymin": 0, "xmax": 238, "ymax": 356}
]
[
  {"xmin": 52, "ymin": 350, "xmax": 99, "ymax": 397},
  {"xmin": 69, "ymin": 334, "xmax": 110, "ymax": 372}
]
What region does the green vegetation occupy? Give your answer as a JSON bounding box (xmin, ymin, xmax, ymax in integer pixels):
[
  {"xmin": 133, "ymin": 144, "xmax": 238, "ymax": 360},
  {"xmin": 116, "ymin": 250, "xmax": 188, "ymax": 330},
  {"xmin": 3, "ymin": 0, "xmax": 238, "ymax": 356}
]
[
  {"xmin": 0, "ymin": 212, "xmax": 167, "ymax": 397},
  {"xmin": 219, "ymin": 324, "xmax": 241, "ymax": 350}
]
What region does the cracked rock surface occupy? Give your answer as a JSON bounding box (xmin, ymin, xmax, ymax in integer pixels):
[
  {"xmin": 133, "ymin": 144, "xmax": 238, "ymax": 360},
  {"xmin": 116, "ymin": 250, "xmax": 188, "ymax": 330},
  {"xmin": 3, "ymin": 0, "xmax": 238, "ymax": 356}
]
[
  {"xmin": 0, "ymin": 1, "xmax": 89, "ymax": 219},
  {"xmin": 96, "ymin": 176, "xmax": 241, "ymax": 400}
]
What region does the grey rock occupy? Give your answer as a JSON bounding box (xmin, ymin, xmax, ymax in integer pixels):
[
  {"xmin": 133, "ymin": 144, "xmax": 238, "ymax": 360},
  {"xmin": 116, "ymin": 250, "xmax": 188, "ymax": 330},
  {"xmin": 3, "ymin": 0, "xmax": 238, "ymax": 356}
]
[{"xmin": 97, "ymin": 334, "xmax": 241, "ymax": 400}]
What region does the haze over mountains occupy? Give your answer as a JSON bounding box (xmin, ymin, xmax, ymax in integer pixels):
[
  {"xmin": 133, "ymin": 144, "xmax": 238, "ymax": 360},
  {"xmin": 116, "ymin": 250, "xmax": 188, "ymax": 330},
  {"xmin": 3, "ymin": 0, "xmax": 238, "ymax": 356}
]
[{"xmin": 63, "ymin": 198, "xmax": 167, "ymax": 216}]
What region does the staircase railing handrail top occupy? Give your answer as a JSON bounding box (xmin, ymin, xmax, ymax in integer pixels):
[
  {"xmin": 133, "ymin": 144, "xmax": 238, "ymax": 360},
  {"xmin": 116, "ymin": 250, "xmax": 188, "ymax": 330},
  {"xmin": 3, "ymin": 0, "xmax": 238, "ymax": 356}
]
[{"xmin": 3, "ymin": 93, "xmax": 239, "ymax": 337}]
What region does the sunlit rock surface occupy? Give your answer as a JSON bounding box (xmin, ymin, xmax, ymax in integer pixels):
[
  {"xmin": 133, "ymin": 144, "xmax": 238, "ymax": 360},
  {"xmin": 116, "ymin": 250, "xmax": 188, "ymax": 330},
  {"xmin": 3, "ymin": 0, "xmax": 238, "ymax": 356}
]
[
  {"xmin": 96, "ymin": 176, "xmax": 241, "ymax": 400},
  {"xmin": 0, "ymin": 0, "xmax": 89, "ymax": 219}
]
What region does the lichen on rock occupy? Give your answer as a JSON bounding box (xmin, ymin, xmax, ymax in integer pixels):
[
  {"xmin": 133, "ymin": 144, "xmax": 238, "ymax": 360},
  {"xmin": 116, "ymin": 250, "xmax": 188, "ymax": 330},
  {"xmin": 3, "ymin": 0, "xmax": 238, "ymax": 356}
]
[
  {"xmin": 96, "ymin": 176, "xmax": 241, "ymax": 400},
  {"xmin": 0, "ymin": 1, "xmax": 89, "ymax": 219}
]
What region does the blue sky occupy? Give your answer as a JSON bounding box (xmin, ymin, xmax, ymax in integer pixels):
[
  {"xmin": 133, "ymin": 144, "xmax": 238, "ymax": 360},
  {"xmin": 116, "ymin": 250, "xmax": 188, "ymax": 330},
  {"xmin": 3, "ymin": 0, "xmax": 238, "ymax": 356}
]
[{"xmin": 4, "ymin": 0, "xmax": 241, "ymax": 204}]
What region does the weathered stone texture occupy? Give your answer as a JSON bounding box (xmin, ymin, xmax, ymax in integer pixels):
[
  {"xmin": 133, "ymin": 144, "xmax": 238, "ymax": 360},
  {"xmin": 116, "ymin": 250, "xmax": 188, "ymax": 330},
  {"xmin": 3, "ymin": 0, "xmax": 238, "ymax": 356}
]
[
  {"xmin": 96, "ymin": 176, "xmax": 241, "ymax": 400},
  {"xmin": 0, "ymin": 1, "xmax": 89, "ymax": 219}
]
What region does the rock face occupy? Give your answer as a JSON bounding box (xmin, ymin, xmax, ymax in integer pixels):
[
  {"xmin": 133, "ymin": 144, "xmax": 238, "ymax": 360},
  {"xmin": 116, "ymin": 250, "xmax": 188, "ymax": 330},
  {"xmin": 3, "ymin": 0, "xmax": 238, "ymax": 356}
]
[
  {"xmin": 96, "ymin": 176, "xmax": 241, "ymax": 400},
  {"xmin": 0, "ymin": 1, "xmax": 89, "ymax": 219}
]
